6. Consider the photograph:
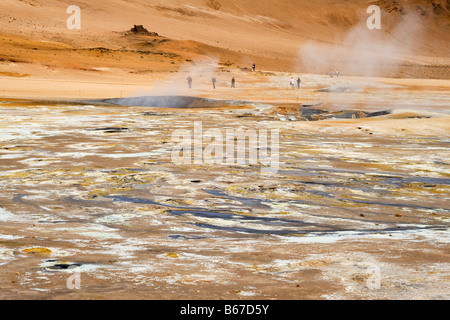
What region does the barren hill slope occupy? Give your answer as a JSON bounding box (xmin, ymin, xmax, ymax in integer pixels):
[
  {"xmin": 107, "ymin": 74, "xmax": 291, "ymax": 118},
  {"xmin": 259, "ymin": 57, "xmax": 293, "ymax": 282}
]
[{"xmin": 0, "ymin": 0, "xmax": 448, "ymax": 78}]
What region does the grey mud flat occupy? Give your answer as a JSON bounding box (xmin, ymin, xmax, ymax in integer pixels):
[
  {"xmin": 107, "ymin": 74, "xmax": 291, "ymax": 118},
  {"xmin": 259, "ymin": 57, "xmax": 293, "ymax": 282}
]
[{"xmin": 0, "ymin": 96, "xmax": 449, "ymax": 300}]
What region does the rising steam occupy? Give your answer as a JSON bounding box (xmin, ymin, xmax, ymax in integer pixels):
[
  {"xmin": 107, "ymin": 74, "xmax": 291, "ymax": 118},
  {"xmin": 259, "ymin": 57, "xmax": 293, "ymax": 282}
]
[
  {"xmin": 134, "ymin": 57, "xmax": 219, "ymax": 96},
  {"xmin": 298, "ymin": 11, "xmax": 425, "ymax": 78}
]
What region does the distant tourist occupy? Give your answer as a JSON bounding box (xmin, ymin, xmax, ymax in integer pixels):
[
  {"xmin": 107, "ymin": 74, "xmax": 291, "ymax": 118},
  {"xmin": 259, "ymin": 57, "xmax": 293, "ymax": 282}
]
[
  {"xmin": 297, "ymin": 77, "xmax": 301, "ymax": 89},
  {"xmin": 329, "ymin": 70, "xmax": 334, "ymax": 78},
  {"xmin": 290, "ymin": 77, "xmax": 295, "ymax": 89},
  {"xmin": 231, "ymin": 77, "xmax": 235, "ymax": 88},
  {"xmin": 336, "ymin": 70, "xmax": 339, "ymax": 78},
  {"xmin": 187, "ymin": 76, "xmax": 192, "ymax": 89},
  {"xmin": 212, "ymin": 77, "xmax": 217, "ymax": 89},
  {"xmin": 252, "ymin": 63, "xmax": 256, "ymax": 71}
]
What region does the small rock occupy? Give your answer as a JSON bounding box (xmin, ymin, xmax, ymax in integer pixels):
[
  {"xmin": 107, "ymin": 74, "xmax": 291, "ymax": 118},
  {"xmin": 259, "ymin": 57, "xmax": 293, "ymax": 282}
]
[{"xmin": 127, "ymin": 25, "xmax": 159, "ymax": 36}]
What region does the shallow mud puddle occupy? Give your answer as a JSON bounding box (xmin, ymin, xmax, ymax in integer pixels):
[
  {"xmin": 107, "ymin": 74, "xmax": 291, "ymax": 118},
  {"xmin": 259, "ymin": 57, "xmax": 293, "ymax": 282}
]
[{"xmin": 0, "ymin": 99, "xmax": 449, "ymax": 299}]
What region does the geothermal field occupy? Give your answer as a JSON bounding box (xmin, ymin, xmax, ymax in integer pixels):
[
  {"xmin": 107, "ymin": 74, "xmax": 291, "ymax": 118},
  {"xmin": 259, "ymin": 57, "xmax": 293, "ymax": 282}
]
[{"xmin": 0, "ymin": 0, "xmax": 449, "ymax": 300}]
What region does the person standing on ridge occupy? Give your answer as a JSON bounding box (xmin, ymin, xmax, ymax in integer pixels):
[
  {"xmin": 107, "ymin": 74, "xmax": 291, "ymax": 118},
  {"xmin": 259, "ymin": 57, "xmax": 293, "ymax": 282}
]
[
  {"xmin": 212, "ymin": 77, "xmax": 217, "ymax": 89},
  {"xmin": 231, "ymin": 77, "xmax": 235, "ymax": 88},
  {"xmin": 252, "ymin": 63, "xmax": 256, "ymax": 72},
  {"xmin": 290, "ymin": 77, "xmax": 295, "ymax": 89},
  {"xmin": 297, "ymin": 77, "xmax": 301, "ymax": 89},
  {"xmin": 187, "ymin": 76, "xmax": 192, "ymax": 89}
]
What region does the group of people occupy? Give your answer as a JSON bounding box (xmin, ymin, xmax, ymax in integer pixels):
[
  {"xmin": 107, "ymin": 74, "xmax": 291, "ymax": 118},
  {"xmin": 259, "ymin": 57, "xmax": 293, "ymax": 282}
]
[
  {"xmin": 329, "ymin": 70, "xmax": 340, "ymax": 78},
  {"xmin": 289, "ymin": 77, "xmax": 302, "ymax": 89},
  {"xmin": 185, "ymin": 63, "xmax": 258, "ymax": 90},
  {"xmin": 185, "ymin": 63, "xmax": 338, "ymax": 90},
  {"xmin": 187, "ymin": 76, "xmax": 236, "ymax": 90},
  {"xmin": 188, "ymin": 75, "xmax": 303, "ymax": 90}
]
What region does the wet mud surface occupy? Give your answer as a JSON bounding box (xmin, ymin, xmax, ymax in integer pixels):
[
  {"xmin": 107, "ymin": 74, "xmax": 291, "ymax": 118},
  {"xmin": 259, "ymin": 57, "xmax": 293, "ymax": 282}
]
[{"xmin": 0, "ymin": 96, "xmax": 449, "ymax": 300}]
